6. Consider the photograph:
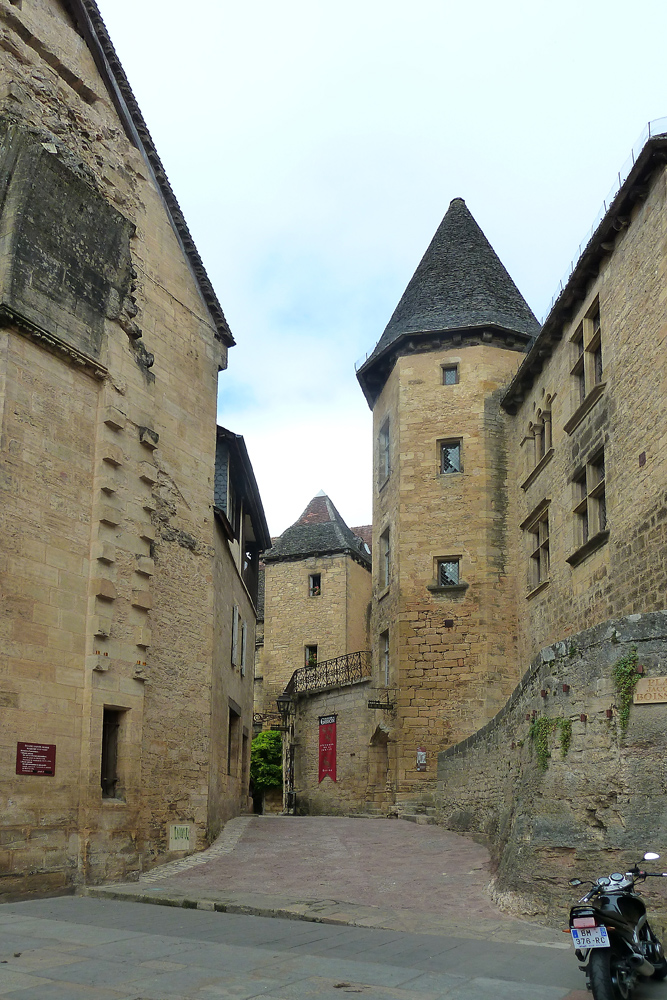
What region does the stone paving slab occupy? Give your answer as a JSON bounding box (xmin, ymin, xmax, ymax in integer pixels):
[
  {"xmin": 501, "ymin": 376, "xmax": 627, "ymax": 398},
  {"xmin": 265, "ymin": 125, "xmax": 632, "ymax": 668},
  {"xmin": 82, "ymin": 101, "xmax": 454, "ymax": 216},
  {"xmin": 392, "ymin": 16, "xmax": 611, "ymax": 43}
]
[
  {"xmin": 84, "ymin": 816, "xmax": 568, "ymax": 946},
  {"xmin": 0, "ymin": 897, "xmax": 631, "ymax": 1000}
]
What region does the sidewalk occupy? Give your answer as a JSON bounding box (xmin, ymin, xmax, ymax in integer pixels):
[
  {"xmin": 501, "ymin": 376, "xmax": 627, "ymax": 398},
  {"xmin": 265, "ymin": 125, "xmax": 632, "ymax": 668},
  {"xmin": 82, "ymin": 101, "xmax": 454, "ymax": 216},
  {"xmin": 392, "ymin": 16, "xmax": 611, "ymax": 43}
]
[{"xmin": 85, "ymin": 816, "xmax": 569, "ymax": 948}]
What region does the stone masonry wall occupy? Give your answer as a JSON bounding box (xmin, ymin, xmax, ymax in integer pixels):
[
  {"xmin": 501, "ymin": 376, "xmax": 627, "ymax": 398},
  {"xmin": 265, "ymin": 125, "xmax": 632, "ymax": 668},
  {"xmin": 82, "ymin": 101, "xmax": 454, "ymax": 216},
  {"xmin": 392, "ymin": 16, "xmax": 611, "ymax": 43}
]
[
  {"xmin": 0, "ymin": 0, "xmax": 232, "ymax": 896},
  {"xmin": 293, "ymin": 679, "xmax": 396, "ymax": 815},
  {"xmin": 436, "ymin": 611, "xmax": 667, "ymax": 929},
  {"xmin": 372, "ymin": 345, "xmax": 524, "ymax": 803},
  {"xmin": 259, "ymin": 552, "xmax": 371, "ymax": 718},
  {"xmin": 505, "ymin": 163, "xmax": 667, "ymax": 668}
]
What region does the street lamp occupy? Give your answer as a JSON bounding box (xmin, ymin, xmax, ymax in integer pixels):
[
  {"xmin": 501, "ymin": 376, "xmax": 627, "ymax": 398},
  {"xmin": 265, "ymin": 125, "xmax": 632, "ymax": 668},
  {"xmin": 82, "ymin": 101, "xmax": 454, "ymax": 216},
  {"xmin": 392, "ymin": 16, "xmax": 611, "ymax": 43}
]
[{"xmin": 276, "ymin": 693, "xmax": 292, "ymax": 725}]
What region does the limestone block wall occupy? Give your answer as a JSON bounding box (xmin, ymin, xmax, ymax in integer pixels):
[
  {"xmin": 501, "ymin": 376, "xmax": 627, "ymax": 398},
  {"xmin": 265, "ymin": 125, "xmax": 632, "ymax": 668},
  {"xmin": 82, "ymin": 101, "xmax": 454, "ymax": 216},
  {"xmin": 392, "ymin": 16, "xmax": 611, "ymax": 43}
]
[
  {"xmin": 259, "ymin": 552, "xmax": 371, "ymax": 717},
  {"xmin": 293, "ymin": 680, "xmax": 396, "ymax": 814},
  {"xmin": 371, "ymin": 346, "xmax": 524, "ymax": 802},
  {"xmin": 436, "ymin": 611, "xmax": 667, "ymax": 928},
  {"xmin": 0, "ymin": 0, "xmax": 239, "ymax": 896},
  {"xmin": 209, "ymin": 519, "xmax": 256, "ymax": 838},
  {"xmin": 505, "ymin": 163, "xmax": 667, "ymax": 667}
]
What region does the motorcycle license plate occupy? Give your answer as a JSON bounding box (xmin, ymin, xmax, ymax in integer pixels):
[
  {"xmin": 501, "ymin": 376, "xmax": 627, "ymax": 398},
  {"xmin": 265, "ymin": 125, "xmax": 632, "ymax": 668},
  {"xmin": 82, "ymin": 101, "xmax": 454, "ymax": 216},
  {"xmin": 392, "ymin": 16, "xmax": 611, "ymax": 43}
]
[{"xmin": 571, "ymin": 926, "xmax": 610, "ymax": 949}]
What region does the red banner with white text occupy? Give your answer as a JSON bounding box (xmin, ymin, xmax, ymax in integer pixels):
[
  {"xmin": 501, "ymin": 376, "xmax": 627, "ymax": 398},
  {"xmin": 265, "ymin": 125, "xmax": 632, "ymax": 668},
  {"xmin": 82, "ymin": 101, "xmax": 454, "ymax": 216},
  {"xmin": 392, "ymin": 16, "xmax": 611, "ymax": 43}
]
[{"xmin": 318, "ymin": 715, "xmax": 337, "ymax": 782}]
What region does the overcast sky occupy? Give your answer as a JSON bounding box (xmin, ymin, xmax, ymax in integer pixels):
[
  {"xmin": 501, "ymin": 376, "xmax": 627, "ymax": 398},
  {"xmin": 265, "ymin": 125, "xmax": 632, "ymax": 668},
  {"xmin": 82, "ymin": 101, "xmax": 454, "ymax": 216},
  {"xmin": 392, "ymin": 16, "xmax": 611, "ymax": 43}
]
[{"xmin": 96, "ymin": 0, "xmax": 667, "ymax": 537}]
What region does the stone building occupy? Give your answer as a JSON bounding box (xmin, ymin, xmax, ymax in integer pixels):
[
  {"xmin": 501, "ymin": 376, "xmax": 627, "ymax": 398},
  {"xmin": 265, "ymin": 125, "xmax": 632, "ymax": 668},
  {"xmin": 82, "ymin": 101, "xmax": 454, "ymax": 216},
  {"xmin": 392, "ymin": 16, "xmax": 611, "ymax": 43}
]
[
  {"xmin": 259, "ymin": 493, "xmax": 395, "ymax": 813},
  {"xmin": 0, "ymin": 0, "xmax": 268, "ymax": 899},
  {"xmin": 434, "ymin": 122, "xmax": 667, "ymax": 917},
  {"xmin": 356, "ymin": 196, "xmax": 540, "ymax": 805},
  {"xmin": 255, "ymin": 120, "xmax": 667, "ymax": 842}
]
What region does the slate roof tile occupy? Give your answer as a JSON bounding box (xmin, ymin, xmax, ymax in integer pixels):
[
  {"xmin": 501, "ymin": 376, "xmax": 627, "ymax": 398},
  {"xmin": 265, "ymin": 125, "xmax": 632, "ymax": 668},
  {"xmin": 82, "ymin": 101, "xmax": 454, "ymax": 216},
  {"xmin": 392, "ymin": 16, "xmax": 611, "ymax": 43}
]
[
  {"xmin": 263, "ymin": 493, "xmax": 371, "ymax": 566},
  {"xmin": 359, "ymin": 198, "xmax": 539, "ymax": 376}
]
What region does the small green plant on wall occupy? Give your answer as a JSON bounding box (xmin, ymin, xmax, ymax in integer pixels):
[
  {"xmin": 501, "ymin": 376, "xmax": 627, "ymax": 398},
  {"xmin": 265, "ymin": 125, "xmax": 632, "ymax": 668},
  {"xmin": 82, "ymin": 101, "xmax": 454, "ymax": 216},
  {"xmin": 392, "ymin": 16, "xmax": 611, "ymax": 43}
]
[
  {"xmin": 559, "ymin": 718, "xmax": 572, "ymax": 758},
  {"xmin": 612, "ymin": 646, "xmax": 641, "ymax": 734},
  {"xmin": 528, "ymin": 715, "xmax": 573, "ymax": 770}
]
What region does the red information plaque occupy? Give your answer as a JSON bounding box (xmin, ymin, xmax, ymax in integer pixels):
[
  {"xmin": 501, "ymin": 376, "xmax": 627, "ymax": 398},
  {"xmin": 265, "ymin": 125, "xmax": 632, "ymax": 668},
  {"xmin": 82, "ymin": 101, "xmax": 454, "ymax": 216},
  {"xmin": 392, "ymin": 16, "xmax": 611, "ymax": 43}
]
[{"xmin": 16, "ymin": 742, "xmax": 56, "ymax": 776}]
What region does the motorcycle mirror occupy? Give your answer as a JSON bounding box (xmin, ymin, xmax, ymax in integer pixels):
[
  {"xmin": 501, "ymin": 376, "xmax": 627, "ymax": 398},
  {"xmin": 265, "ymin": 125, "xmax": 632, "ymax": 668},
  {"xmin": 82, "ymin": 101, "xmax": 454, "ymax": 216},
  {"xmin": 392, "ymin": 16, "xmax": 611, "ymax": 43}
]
[
  {"xmin": 644, "ymin": 852, "xmax": 660, "ymax": 861},
  {"xmin": 569, "ymin": 878, "xmax": 583, "ymax": 886}
]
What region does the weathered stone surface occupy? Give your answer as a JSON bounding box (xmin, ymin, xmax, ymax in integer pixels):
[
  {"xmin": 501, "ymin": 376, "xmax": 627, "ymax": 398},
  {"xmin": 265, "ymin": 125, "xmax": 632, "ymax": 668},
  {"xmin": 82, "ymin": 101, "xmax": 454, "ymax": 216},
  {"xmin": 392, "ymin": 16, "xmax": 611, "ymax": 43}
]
[
  {"xmin": 0, "ymin": 0, "xmax": 259, "ymax": 898},
  {"xmin": 437, "ymin": 612, "xmax": 667, "ymax": 928}
]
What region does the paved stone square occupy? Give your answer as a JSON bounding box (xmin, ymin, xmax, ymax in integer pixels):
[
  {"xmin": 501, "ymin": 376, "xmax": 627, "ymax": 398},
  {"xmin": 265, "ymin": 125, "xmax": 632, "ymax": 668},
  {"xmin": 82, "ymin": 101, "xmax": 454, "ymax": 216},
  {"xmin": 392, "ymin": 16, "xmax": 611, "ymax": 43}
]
[{"xmin": 0, "ymin": 896, "xmax": 603, "ymax": 1000}]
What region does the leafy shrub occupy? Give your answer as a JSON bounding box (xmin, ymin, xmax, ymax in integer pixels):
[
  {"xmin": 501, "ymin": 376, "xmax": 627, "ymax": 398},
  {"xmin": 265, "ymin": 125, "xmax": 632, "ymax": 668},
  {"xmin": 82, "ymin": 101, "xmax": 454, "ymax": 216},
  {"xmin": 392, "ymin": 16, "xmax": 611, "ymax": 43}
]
[{"xmin": 250, "ymin": 730, "xmax": 283, "ymax": 790}]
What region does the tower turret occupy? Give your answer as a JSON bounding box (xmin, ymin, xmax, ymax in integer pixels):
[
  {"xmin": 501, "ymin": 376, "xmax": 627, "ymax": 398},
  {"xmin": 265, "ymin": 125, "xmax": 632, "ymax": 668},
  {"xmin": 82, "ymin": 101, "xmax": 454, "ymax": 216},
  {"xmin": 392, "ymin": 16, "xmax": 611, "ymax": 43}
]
[{"xmin": 359, "ymin": 199, "xmax": 538, "ymax": 806}]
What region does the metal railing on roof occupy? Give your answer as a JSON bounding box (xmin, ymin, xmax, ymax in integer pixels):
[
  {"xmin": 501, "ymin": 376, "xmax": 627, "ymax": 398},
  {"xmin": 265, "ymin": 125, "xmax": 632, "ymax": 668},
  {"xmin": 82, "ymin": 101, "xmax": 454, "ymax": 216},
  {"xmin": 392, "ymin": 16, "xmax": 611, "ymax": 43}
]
[
  {"xmin": 283, "ymin": 650, "xmax": 372, "ymax": 697},
  {"xmin": 542, "ymin": 116, "xmax": 667, "ymax": 322}
]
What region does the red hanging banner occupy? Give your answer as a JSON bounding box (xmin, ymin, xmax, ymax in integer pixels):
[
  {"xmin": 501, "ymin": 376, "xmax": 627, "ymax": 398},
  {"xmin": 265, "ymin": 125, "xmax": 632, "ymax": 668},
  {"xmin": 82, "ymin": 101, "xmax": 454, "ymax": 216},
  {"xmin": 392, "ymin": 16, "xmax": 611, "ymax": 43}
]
[{"xmin": 318, "ymin": 714, "xmax": 337, "ymax": 783}]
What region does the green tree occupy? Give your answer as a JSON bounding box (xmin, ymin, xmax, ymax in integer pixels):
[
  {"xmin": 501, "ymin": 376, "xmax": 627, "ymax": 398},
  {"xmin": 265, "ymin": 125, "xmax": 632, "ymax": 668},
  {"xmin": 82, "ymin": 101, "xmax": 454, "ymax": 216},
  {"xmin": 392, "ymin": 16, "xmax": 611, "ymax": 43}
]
[{"xmin": 250, "ymin": 730, "xmax": 283, "ymax": 791}]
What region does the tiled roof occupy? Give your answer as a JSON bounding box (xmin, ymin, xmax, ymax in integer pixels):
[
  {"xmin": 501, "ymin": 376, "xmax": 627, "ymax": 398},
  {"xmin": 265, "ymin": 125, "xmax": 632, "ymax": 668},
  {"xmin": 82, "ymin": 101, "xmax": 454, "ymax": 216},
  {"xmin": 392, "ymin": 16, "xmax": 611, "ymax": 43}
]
[
  {"xmin": 263, "ymin": 494, "xmax": 371, "ymax": 566},
  {"xmin": 351, "ymin": 524, "xmax": 372, "ymax": 550},
  {"xmin": 357, "ymin": 199, "xmax": 538, "ymax": 404}
]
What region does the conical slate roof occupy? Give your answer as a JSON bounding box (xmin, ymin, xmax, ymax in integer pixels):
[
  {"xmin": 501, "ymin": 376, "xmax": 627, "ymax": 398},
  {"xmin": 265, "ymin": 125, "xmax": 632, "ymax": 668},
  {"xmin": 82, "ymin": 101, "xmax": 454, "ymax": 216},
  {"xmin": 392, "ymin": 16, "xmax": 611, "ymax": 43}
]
[
  {"xmin": 263, "ymin": 492, "xmax": 371, "ymax": 566},
  {"xmin": 358, "ymin": 198, "xmax": 539, "ymax": 384}
]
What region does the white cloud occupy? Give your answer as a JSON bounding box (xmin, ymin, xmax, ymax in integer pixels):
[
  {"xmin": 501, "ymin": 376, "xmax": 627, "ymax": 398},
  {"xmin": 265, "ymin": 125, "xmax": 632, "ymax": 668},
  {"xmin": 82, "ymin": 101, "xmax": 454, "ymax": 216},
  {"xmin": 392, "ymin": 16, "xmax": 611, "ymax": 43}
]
[{"xmin": 98, "ymin": 0, "xmax": 667, "ymax": 535}]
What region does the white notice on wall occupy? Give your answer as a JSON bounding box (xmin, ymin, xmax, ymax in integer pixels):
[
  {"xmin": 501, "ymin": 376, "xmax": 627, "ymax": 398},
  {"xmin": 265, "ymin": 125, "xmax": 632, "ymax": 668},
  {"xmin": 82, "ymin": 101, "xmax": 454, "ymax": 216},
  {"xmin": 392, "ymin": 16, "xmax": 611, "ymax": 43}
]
[{"xmin": 168, "ymin": 823, "xmax": 192, "ymax": 852}]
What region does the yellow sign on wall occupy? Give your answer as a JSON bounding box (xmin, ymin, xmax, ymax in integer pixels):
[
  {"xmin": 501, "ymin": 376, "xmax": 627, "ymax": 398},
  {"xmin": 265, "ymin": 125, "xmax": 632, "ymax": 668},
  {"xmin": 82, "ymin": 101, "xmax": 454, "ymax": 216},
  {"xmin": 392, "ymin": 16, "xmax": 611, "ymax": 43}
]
[{"xmin": 634, "ymin": 677, "xmax": 667, "ymax": 704}]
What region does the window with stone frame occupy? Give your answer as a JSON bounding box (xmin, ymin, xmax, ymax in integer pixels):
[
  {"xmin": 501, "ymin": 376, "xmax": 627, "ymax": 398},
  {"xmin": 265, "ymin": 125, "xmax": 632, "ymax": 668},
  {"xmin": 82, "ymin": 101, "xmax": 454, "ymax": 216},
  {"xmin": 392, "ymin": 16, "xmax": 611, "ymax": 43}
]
[
  {"xmin": 305, "ymin": 644, "xmax": 318, "ymax": 668},
  {"xmin": 570, "ymin": 298, "xmax": 603, "ymax": 407},
  {"xmin": 231, "ymin": 604, "xmax": 239, "ymax": 666},
  {"xmin": 573, "ymin": 448, "xmax": 607, "ymax": 547},
  {"xmin": 240, "ymin": 621, "xmax": 247, "ymax": 676},
  {"xmin": 309, "ymin": 573, "xmax": 321, "ymax": 597},
  {"xmin": 526, "ymin": 505, "xmax": 550, "ymax": 591},
  {"xmin": 380, "ymin": 629, "xmax": 390, "ymax": 686},
  {"xmin": 227, "ymin": 706, "xmax": 240, "ymax": 776},
  {"xmin": 378, "ymin": 418, "xmax": 390, "ymax": 485},
  {"xmin": 441, "ymin": 364, "xmax": 459, "ymax": 385},
  {"xmin": 379, "ymin": 528, "xmax": 390, "ymax": 589},
  {"xmin": 534, "ymin": 410, "xmax": 552, "ymax": 463},
  {"xmin": 437, "ymin": 557, "xmax": 460, "ymax": 587},
  {"xmin": 101, "ymin": 707, "xmax": 125, "ymax": 798},
  {"xmin": 440, "ymin": 439, "xmax": 462, "ymax": 474}
]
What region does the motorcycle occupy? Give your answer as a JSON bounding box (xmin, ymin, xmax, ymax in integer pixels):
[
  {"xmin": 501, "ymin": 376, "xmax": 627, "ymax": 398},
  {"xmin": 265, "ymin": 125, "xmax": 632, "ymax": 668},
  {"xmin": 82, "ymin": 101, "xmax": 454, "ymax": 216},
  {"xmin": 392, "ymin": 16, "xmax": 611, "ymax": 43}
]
[{"xmin": 568, "ymin": 852, "xmax": 667, "ymax": 999}]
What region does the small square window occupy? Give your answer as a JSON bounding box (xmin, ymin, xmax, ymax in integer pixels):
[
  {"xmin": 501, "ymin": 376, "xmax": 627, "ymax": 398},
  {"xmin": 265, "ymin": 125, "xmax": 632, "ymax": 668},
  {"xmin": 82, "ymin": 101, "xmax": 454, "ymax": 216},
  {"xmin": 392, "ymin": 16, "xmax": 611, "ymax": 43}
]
[
  {"xmin": 309, "ymin": 573, "xmax": 321, "ymax": 597},
  {"xmin": 442, "ymin": 365, "xmax": 459, "ymax": 385},
  {"xmin": 305, "ymin": 644, "xmax": 318, "ymax": 667},
  {"xmin": 438, "ymin": 559, "xmax": 459, "ymax": 586},
  {"xmin": 440, "ymin": 441, "xmax": 461, "ymax": 474}
]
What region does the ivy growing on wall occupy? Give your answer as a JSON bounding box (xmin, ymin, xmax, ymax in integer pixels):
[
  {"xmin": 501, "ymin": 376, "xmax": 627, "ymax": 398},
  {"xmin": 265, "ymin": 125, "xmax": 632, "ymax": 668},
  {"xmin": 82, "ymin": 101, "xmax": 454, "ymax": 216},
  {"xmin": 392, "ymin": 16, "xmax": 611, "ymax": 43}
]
[
  {"xmin": 558, "ymin": 718, "xmax": 572, "ymax": 758},
  {"xmin": 528, "ymin": 715, "xmax": 573, "ymax": 770},
  {"xmin": 612, "ymin": 646, "xmax": 640, "ymax": 734}
]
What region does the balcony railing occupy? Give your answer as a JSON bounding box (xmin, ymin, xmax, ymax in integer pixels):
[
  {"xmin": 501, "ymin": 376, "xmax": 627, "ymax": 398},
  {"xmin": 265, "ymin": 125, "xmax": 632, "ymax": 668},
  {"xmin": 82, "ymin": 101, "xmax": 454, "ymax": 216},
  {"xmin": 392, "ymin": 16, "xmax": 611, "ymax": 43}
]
[{"xmin": 283, "ymin": 650, "xmax": 371, "ymax": 697}]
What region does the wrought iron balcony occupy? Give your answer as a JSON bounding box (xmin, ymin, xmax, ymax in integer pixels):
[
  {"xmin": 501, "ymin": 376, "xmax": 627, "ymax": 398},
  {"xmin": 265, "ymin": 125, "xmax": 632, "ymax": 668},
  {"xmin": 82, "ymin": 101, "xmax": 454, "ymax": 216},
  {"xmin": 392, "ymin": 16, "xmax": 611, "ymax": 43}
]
[{"xmin": 284, "ymin": 650, "xmax": 371, "ymax": 697}]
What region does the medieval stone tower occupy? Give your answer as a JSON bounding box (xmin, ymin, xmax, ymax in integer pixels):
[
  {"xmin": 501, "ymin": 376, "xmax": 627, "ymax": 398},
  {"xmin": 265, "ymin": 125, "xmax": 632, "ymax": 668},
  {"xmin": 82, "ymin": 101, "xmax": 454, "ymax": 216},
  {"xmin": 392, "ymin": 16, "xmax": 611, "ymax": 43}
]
[
  {"xmin": 357, "ymin": 197, "xmax": 539, "ymax": 804},
  {"xmin": 257, "ymin": 493, "xmax": 372, "ymax": 721}
]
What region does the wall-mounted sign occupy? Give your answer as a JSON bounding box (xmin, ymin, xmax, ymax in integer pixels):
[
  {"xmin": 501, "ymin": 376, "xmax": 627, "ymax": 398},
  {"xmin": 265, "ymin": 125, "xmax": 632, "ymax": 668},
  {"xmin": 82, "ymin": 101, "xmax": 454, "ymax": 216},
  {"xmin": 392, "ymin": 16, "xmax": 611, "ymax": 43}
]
[
  {"xmin": 416, "ymin": 748, "xmax": 427, "ymax": 771},
  {"xmin": 16, "ymin": 742, "xmax": 56, "ymax": 775},
  {"xmin": 319, "ymin": 714, "xmax": 337, "ymax": 783},
  {"xmin": 634, "ymin": 677, "xmax": 667, "ymax": 704},
  {"xmin": 168, "ymin": 823, "xmax": 192, "ymax": 852}
]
